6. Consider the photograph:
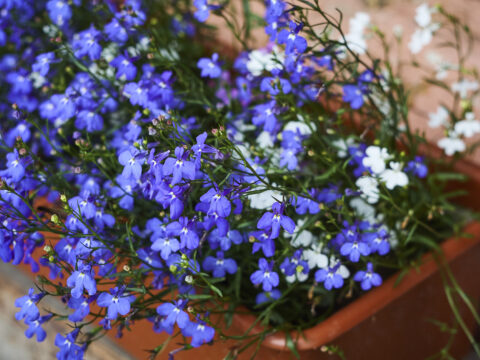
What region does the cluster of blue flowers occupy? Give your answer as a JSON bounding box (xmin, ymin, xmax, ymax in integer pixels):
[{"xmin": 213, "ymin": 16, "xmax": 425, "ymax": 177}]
[{"xmin": 0, "ymin": 0, "xmax": 439, "ymax": 358}]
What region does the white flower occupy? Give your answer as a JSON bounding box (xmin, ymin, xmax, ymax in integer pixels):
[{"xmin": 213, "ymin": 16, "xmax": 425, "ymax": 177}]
[
  {"xmin": 332, "ymin": 137, "xmax": 356, "ymax": 158},
  {"xmin": 454, "ymin": 112, "xmax": 480, "ymax": 138},
  {"xmin": 325, "ymin": 256, "xmax": 350, "ymax": 279},
  {"xmin": 342, "ymin": 12, "xmax": 370, "ymax": 55},
  {"xmin": 350, "ymin": 197, "xmax": 377, "ymax": 223},
  {"xmin": 415, "ymin": 3, "xmax": 433, "ymax": 27},
  {"xmin": 29, "ymin": 72, "xmax": 46, "ymax": 88},
  {"xmin": 284, "ymin": 120, "xmax": 314, "ymax": 136},
  {"xmin": 438, "ymin": 135, "xmax": 466, "ymax": 156},
  {"xmin": 286, "ymin": 271, "xmax": 309, "ymax": 284},
  {"xmin": 362, "ymin": 146, "xmax": 391, "ymax": 174},
  {"xmin": 428, "ymin": 106, "xmax": 449, "ymax": 128},
  {"xmin": 304, "ymin": 243, "xmax": 328, "ymax": 270},
  {"xmin": 380, "ymin": 162, "xmax": 409, "ymax": 190},
  {"xmin": 248, "ymin": 188, "xmax": 281, "ymax": 209},
  {"xmin": 356, "ymin": 176, "xmax": 380, "ymax": 204},
  {"xmin": 246, "ymin": 46, "xmax": 284, "ymax": 76},
  {"xmin": 452, "ymin": 80, "xmax": 479, "ymax": 99},
  {"xmin": 257, "ymin": 131, "xmax": 275, "ymax": 148},
  {"xmin": 408, "ymin": 27, "xmax": 433, "ymax": 54}
]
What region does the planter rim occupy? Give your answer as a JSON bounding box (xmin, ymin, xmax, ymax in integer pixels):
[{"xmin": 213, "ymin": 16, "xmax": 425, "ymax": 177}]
[{"xmin": 232, "ymin": 221, "xmax": 480, "ymax": 351}]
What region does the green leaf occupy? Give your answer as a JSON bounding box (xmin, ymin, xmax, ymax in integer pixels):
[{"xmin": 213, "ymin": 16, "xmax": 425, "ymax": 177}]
[{"xmin": 285, "ymin": 333, "xmax": 301, "ymax": 359}]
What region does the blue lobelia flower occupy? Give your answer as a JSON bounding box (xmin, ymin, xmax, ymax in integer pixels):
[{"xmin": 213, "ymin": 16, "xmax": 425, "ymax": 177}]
[
  {"xmin": 166, "ymin": 216, "xmax": 199, "ymax": 250},
  {"xmin": 315, "ymin": 263, "xmax": 344, "ymax": 290},
  {"xmin": 405, "ymin": 156, "xmax": 428, "ymax": 178},
  {"xmin": 66, "ymin": 262, "xmax": 97, "ymax": 298},
  {"xmin": 250, "ymin": 258, "xmax": 279, "ymax": 291},
  {"xmin": 72, "ymin": 25, "xmax": 102, "ymax": 60},
  {"xmin": 342, "ymin": 84, "xmax": 367, "ymax": 109},
  {"xmin": 68, "ymin": 295, "xmax": 94, "ymax": 322},
  {"xmin": 118, "ymin": 147, "xmax": 145, "ymax": 180},
  {"xmin": 193, "ymin": 0, "xmax": 212, "ymax": 22},
  {"xmin": 15, "ymin": 287, "xmax": 44, "ymax": 321},
  {"xmin": 208, "ymin": 228, "xmax": 243, "ymax": 251},
  {"xmin": 46, "ymin": 0, "xmax": 72, "ymax": 26},
  {"xmin": 24, "ymin": 314, "xmax": 52, "ymax": 342},
  {"xmin": 365, "ymin": 228, "xmax": 390, "ymax": 256},
  {"xmin": 291, "ymin": 189, "xmax": 320, "ymax": 215},
  {"xmin": 104, "ymin": 18, "xmax": 128, "ymax": 44},
  {"xmin": 110, "ymin": 54, "xmax": 137, "ymax": 81},
  {"xmin": 74, "ymin": 110, "xmax": 103, "ymax": 132},
  {"xmin": 280, "ymin": 249, "xmax": 309, "ymax": 276},
  {"xmin": 155, "ymin": 183, "xmax": 185, "ymax": 220},
  {"xmin": 252, "ymin": 101, "xmax": 278, "ymax": 133},
  {"xmin": 197, "ymin": 53, "xmax": 221, "ymax": 78},
  {"xmin": 151, "ymin": 234, "xmax": 180, "ymax": 260},
  {"xmin": 163, "ymin": 147, "xmax": 196, "ymax": 185},
  {"xmin": 182, "ymin": 318, "xmax": 215, "ymax": 347},
  {"xmin": 55, "ymin": 329, "xmax": 85, "ymax": 360},
  {"xmin": 97, "ymin": 287, "xmax": 135, "ymax": 320},
  {"xmin": 32, "ymin": 52, "xmax": 57, "ymax": 76},
  {"xmin": 251, "ymin": 230, "xmax": 275, "ymax": 257},
  {"xmin": 156, "ymin": 299, "xmax": 189, "ymax": 329},
  {"xmin": 277, "ymin": 21, "xmax": 308, "ymax": 55},
  {"xmin": 260, "ymin": 69, "xmax": 292, "ymax": 96},
  {"xmin": 255, "ymin": 289, "xmax": 282, "ymax": 305},
  {"xmin": 199, "ymin": 186, "xmax": 231, "ymax": 218},
  {"xmin": 354, "ymin": 262, "xmax": 382, "ymax": 290},
  {"xmin": 0, "ymin": 149, "xmax": 28, "ymax": 182},
  {"xmin": 339, "ymin": 232, "xmax": 371, "ymax": 262},
  {"xmin": 257, "ymin": 202, "xmax": 295, "ymax": 240},
  {"xmin": 203, "ymin": 251, "xmax": 238, "ymax": 278},
  {"xmin": 191, "ymin": 131, "xmax": 216, "ymax": 168}
]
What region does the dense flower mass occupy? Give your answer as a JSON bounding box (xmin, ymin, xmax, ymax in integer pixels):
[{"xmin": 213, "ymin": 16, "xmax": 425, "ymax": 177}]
[{"xmin": 0, "ymin": 0, "xmax": 476, "ymax": 358}]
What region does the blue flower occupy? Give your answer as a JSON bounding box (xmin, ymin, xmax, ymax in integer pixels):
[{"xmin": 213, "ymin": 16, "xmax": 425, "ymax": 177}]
[
  {"xmin": 182, "ymin": 318, "xmax": 215, "ymax": 347},
  {"xmin": 250, "ymin": 258, "xmax": 279, "ymax": 291},
  {"xmin": 193, "ymin": 0, "xmax": 212, "ymax": 22},
  {"xmin": 104, "ymin": 18, "xmax": 128, "ymax": 43},
  {"xmin": 251, "ymin": 230, "xmax": 275, "ymax": 257},
  {"xmin": 255, "ymin": 289, "xmax": 281, "ymax": 304},
  {"xmin": 0, "ymin": 149, "xmax": 28, "ymax": 182},
  {"xmin": 46, "ymin": 0, "xmax": 72, "ymax": 26},
  {"xmin": 257, "ymin": 202, "xmax": 295, "ymax": 240},
  {"xmin": 155, "ymin": 183, "xmax": 185, "ymax": 220},
  {"xmin": 366, "ymin": 228, "xmax": 390, "ymax": 255},
  {"xmin": 191, "ymin": 131, "xmax": 216, "ymax": 168},
  {"xmin": 72, "ymin": 26, "xmax": 102, "ymax": 60},
  {"xmin": 24, "ymin": 314, "xmax": 52, "ymax": 342},
  {"xmin": 406, "ymin": 156, "xmax": 428, "ymax": 178},
  {"xmin": 97, "ymin": 287, "xmax": 135, "ymax": 320},
  {"xmin": 67, "ymin": 295, "xmax": 93, "ymax": 322},
  {"xmin": 32, "ymin": 52, "xmax": 56, "ymax": 76},
  {"xmin": 156, "ymin": 299, "xmax": 189, "ymax": 328},
  {"xmin": 200, "ymin": 187, "xmax": 231, "ymax": 218},
  {"xmin": 252, "ymin": 101, "xmax": 278, "ymax": 133},
  {"xmin": 163, "ymin": 147, "xmax": 196, "ymax": 185},
  {"xmin": 197, "ymin": 53, "xmax": 221, "ymax": 78},
  {"xmin": 339, "ymin": 235, "xmax": 371, "ymax": 262},
  {"xmin": 118, "ymin": 147, "xmax": 145, "ymax": 180},
  {"xmin": 260, "ymin": 70, "xmax": 292, "ymax": 96},
  {"xmin": 277, "ymin": 21, "xmax": 308, "ymax": 55},
  {"xmin": 111, "ymin": 54, "xmax": 137, "ymax": 81},
  {"xmin": 280, "ymin": 249, "xmax": 309, "ymax": 276},
  {"xmin": 15, "ymin": 287, "xmax": 44, "ymax": 321},
  {"xmin": 292, "ymin": 190, "xmax": 320, "ymax": 215},
  {"xmin": 66, "ymin": 262, "xmax": 97, "ymax": 298},
  {"xmin": 342, "ymin": 84, "xmax": 366, "ymax": 109},
  {"xmin": 75, "ymin": 110, "xmax": 104, "ymax": 132},
  {"xmin": 151, "ymin": 235, "xmax": 180, "ymax": 260},
  {"xmin": 315, "ymin": 263, "xmax": 344, "ymax": 290},
  {"xmin": 354, "ymin": 262, "xmax": 382, "ymax": 290},
  {"xmin": 208, "ymin": 228, "xmax": 243, "ymax": 251},
  {"xmin": 166, "ymin": 216, "xmax": 199, "ymax": 250},
  {"xmin": 203, "ymin": 251, "xmax": 238, "ymax": 278},
  {"xmin": 55, "ymin": 329, "xmax": 84, "ymax": 360}
]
